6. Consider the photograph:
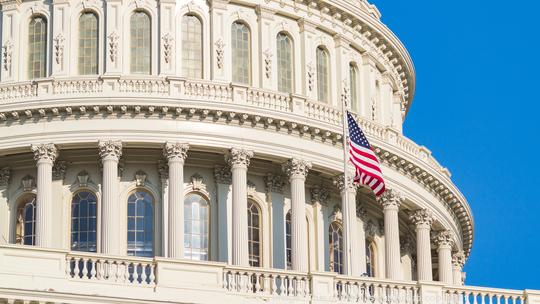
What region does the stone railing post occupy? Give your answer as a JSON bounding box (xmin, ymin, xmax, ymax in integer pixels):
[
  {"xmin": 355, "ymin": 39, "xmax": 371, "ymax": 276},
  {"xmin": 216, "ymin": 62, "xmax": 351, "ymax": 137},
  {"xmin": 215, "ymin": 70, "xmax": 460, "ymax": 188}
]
[
  {"xmin": 410, "ymin": 209, "xmax": 434, "ymax": 281},
  {"xmin": 418, "ymin": 281, "xmax": 445, "ymax": 304},
  {"xmin": 378, "ymin": 188, "xmax": 404, "ymax": 280},
  {"xmin": 31, "ymin": 143, "xmax": 58, "ymax": 248}
]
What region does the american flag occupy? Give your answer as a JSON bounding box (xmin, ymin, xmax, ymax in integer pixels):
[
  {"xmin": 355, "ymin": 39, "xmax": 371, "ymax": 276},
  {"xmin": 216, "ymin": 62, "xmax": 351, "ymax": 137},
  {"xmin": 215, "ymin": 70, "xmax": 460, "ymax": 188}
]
[{"xmin": 346, "ymin": 111, "xmax": 386, "ymax": 196}]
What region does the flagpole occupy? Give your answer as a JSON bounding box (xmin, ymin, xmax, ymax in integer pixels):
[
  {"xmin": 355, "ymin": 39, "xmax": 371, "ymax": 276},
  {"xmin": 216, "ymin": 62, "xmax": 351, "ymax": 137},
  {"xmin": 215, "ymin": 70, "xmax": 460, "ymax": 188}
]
[{"xmin": 341, "ymin": 86, "xmax": 352, "ymax": 275}]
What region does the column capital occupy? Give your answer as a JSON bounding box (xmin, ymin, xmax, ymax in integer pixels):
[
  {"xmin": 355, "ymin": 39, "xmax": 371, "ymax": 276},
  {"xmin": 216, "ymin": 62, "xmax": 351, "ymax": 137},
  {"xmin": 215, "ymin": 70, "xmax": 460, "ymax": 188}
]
[
  {"xmin": 163, "ymin": 142, "xmax": 190, "ymax": 162},
  {"xmin": 409, "ymin": 209, "xmax": 434, "ymax": 229},
  {"xmin": 98, "ymin": 140, "xmax": 122, "ymax": 161},
  {"xmin": 0, "ymin": 166, "xmax": 10, "ymax": 187},
  {"xmin": 378, "ymin": 188, "xmax": 403, "ymax": 210},
  {"xmin": 356, "ymin": 205, "xmax": 368, "ymax": 221},
  {"xmin": 158, "ymin": 160, "xmax": 169, "ymax": 180},
  {"xmin": 333, "ymin": 174, "xmax": 357, "ymax": 193},
  {"xmin": 282, "ymin": 158, "xmax": 311, "ymax": 178},
  {"xmin": 214, "ymin": 165, "xmax": 232, "ymax": 184},
  {"xmin": 264, "ymin": 173, "xmax": 286, "ymax": 193},
  {"xmin": 226, "ymin": 148, "xmax": 254, "ymax": 168},
  {"xmin": 31, "ymin": 143, "xmax": 58, "ymax": 163},
  {"xmin": 452, "ymin": 251, "xmax": 466, "ymax": 268},
  {"xmin": 52, "ymin": 160, "xmax": 67, "ymax": 181},
  {"xmin": 311, "ymin": 185, "xmax": 330, "ymax": 204},
  {"xmin": 433, "ymin": 230, "xmax": 454, "ymax": 249}
]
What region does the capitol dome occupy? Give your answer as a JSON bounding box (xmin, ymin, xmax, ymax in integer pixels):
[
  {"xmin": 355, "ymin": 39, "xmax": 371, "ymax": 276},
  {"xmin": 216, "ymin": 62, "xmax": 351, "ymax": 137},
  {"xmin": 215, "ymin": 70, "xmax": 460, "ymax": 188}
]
[{"xmin": 0, "ymin": 0, "xmax": 530, "ymax": 303}]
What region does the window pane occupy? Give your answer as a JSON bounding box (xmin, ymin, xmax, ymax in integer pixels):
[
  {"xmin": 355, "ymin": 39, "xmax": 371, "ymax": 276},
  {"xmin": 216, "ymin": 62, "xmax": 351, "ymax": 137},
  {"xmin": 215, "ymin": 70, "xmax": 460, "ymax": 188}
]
[
  {"xmin": 17, "ymin": 196, "xmax": 37, "ymax": 246},
  {"xmin": 231, "ymin": 22, "xmax": 251, "ymax": 85},
  {"xmin": 350, "ymin": 64, "xmax": 359, "ymax": 111},
  {"xmin": 316, "ymin": 47, "xmax": 329, "ymax": 103},
  {"xmin": 329, "ymin": 222, "xmax": 343, "ymax": 274},
  {"xmin": 277, "ymin": 33, "xmax": 293, "ymax": 93},
  {"xmin": 181, "ymin": 15, "xmax": 203, "ymax": 78},
  {"xmin": 184, "ymin": 193, "xmax": 209, "ymax": 261},
  {"xmin": 78, "ymin": 12, "xmax": 98, "ymax": 75},
  {"xmin": 130, "ymin": 11, "xmax": 151, "ymax": 74},
  {"xmin": 127, "ymin": 190, "xmax": 154, "ymax": 257},
  {"xmin": 70, "ymin": 191, "xmax": 97, "ymax": 252},
  {"xmin": 28, "ymin": 16, "xmax": 47, "ymax": 79},
  {"xmin": 247, "ymin": 200, "xmax": 261, "ymax": 267}
]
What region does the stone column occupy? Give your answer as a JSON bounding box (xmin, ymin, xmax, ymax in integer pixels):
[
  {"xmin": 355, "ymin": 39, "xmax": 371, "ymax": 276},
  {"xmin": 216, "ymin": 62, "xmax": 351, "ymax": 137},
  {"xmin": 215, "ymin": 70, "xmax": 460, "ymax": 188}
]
[
  {"xmin": 378, "ymin": 189, "xmax": 403, "ymax": 280},
  {"xmin": 98, "ymin": 140, "xmax": 122, "ymax": 255},
  {"xmin": 356, "ymin": 206, "xmax": 368, "ymax": 276},
  {"xmin": 226, "ymin": 148, "xmax": 254, "ymax": 266},
  {"xmin": 0, "ymin": 167, "xmax": 10, "ymax": 244},
  {"xmin": 282, "ymin": 158, "xmax": 311, "ymax": 272},
  {"xmin": 158, "ymin": 161, "xmax": 169, "ymax": 257},
  {"xmin": 452, "ymin": 251, "xmax": 466, "ymax": 285},
  {"xmin": 409, "ymin": 209, "xmax": 434, "ymax": 281},
  {"xmin": 434, "ymin": 230, "xmax": 454, "ymax": 284},
  {"xmin": 334, "ymin": 174, "xmax": 362, "ymax": 276},
  {"xmin": 31, "ymin": 144, "xmax": 58, "ymax": 248},
  {"xmin": 163, "ymin": 142, "xmax": 189, "ymax": 259},
  {"xmin": 265, "ymin": 174, "xmax": 286, "ymax": 269},
  {"xmin": 214, "ymin": 166, "xmax": 232, "ymax": 263}
]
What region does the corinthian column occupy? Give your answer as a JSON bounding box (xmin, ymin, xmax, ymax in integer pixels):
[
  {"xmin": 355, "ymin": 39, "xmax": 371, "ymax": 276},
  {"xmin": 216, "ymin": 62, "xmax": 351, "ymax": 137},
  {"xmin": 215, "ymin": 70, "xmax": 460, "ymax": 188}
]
[
  {"xmin": 334, "ymin": 174, "xmax": 362, "ymax": 276},
  {"xmin": 226, "ymin": 148, "xmax": 254, "ymax": 266},
  {"xmin": 452, "ymin": 251, "xmax": 465, "ymax": 285},
  {"xmin": 378, "ymin": 189, "xmax": 403, "ymax": 280},
  {"xmin": 31, "ymin": 144, "xmax": 58, "ymax": 248},
  {"xmin": 434, "ymin": 230, "xmax": 454, "ymax": 284},
  {"xmin": 163, "ymin": 142, "xmax": 189, "ymax": 259},
  {"xmin": 409, "ymin": 209, "xmax": 434, "ymax": 281},
  {"xmin": 98, "ymin": 140, "xmax": 122, "ymax": 255},
  {"xmin": 282, "ymin": 158, "xmax": 311, "ymax": 272}
]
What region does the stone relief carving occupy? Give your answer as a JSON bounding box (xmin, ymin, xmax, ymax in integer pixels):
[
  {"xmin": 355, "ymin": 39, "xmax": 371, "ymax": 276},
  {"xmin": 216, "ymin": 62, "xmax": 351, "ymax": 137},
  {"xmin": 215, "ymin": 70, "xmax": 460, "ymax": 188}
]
[
  {"xmin": 191, "ymin": 173, "xmax": 206, "ymax": 191},
  {"xmin": 31, "ymin": 143, "xmax": 58, "ymax": 162},
  {"xmin": 0, "ymin": 167, "xmax": 10, "ymax": 187},
  {"xmin": 282, "ymin": 158, "xmax": 311, "ymax": 178},
  {"xmin": 163, "ymin": 142, "xmax": 189, "ymax": 161},
  {"xmin": 2, "ymin": 40, "xmax": 13, "ymax": 72},
  {"xmin": 98, "ymin": 140, "xmax": 122, "ymax": 160},
  {"xmin": 162, "ymin": 33, "xmax": 174, "ymax": 64},
  {"xmin": 307, "ymin": 62, "xmax": 315, "ymax": 91},
  {"xmin": 215, "ymin": 39, "xmax": 225, "ymax": 69},
  {"xmin": 226, "ymin": 148, "xmax": 254, "ymax": 168},
  {"xmin": 264, "ymin": 173, "xmax": 285, "ymax": 193},
  {"xmin": 263, "ymin": 49, "xmax": 273, "ymax": 79},
  {"xmin": 108, "ymin": 32, "xmax": 119, "ymax": 62},
  {"xmin": 21, "ymin": 175, "xmax": 35, "ymax": 192},
  {"xmin": 214, "ymin": 165, "xmax": 232, "ymax": 184},
  {"xmin": 311, "ymin": 185, "xmax": 330, "ymax": 204},
  {"xmin": 54, "ymin": 34, "xmax": 65, "ymax": 65},
  {"xmin": 134, "ymin": 170, "xmax": 147, "ymax": 186},
  {"xmin": 52, "ymin": 160, "xmax": 67, "ymax": 181}
]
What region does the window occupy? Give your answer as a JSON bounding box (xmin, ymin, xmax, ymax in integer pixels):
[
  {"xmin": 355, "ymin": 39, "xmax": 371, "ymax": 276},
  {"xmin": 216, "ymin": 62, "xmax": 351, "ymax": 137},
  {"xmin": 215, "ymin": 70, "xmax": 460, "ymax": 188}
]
[
  {"xmin": 366, "ymin": 240, "xmax": 376, "ymax": 277},
  {"xmin": 231, "ymin": 22, "xmax": 251, "ymax": 85},
  {"xmin": 127, "ymin": 190, "xmax": 154, "ymax": 257},
  {"xmin": 130, "ymin": 11, "xmax": 151, "ymax": 74},
  {"xmin": 316, "ymin": 47, "xmax": 330, "ymax": 103},
  {"xmin": 285, "ymin": 211, "xmax": 292, "ymax": 269},
  {"xmin": 247, "ymin": 200, "xmax": 261, "ymax": 267},
  {"xmin": 277, "ymin": 33, "xmax": 293, "ymax": 93},
  {"xmin": 329, "ymin": 221, "xmax": 343, "ymax": 274},
  {"xmin": 71, "ymin": 191, "xmax": 97, "ymax": 252},
  {"xmin": 28, "ymin": 16, "xmax": 47, "ymax": 79},
  {"xmin": 181, "ymin": 15, "xmax": 203, "ymax": 78},
  {"xmin": 16, "ymin": 195, "xmax": 37, "ymax": 245},
  {"xmin": 184, "ymin": 193, "xmax": 209, "ymax": 260},
  {"xmin": 78, "ymin": 12, "xmax": 98, "ymax": 75},
  {"xmin": 350, "ymin": 63, "xmax": 359, "ymax": 112}
]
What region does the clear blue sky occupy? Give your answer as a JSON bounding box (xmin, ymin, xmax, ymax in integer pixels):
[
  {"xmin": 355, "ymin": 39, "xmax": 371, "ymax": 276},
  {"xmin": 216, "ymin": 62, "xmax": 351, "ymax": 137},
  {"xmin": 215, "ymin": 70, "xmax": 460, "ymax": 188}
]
[{"xmin": 371, "ymin": 0, "xmax": 540, "ymax": 290}]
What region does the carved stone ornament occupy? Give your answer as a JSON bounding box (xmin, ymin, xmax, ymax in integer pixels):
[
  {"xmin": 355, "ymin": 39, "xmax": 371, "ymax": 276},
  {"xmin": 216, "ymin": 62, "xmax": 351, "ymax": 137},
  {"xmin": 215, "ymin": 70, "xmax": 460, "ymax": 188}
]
[
  {"xmin": 377, "ymin": 188, "xmax": 404, "ymax": 209},
  {"xmin": 191, "ymin": 173, "xmax": 206, "ymax": 191},
  {"xmin": 158, "ymin": 160, "xmax": 169, "ymax": 180},
  {"xmin": 282, "ymin": 158, "xmax": 312, "ymax": 178},
  {"xmin": 0, "ymin": 167, "xmax": 10, "ymax": 187},
  {"xmin": 311, "ymin": 185, "xmax": 330, "ymax": 204},
  {"xmin": 21, "ymin": 175, "xmax": 35, "ymax": 191},
  {"xmin": 247, "ymin": 180, "xmax": 257, "ymax": 196},
  {"xmin": 98, "ymin": 140, "xmax": 122, "ymax": 160},
  {"xmin": 214, "ymin": 165, "xmax": 232, "ymax": 184},
  {"xmin": 356, "ymin": 204, "xmax": 368, "ymax": 221},
  {"xmin": 264, "ymin": 173, "xmax": 285, "ymax": 193},
  {"xmin": 134, "ymin": 170, "xmax": 147, "ymax": 186},
  {"xmin": 2, "ymin": 40, "xmax": 13, "ymax": 72},
  {"xmin": 333, "ymin": 174, "xmax": 356, "ymax": 192},
  {"xmin": 215, "ymin": 39, "xmax": 225, "ymax": 69},
  {"xmin": 108, "ymin": 32, "xmax": 119, "ymax": 62},
  {"xmin": 226, "ymin": 148, "xmax": 254, "ymax": 168},
  {"xmin": 400, "ymin": 236, "xmax": 413, "ymax": 256},
  {"xmin": 31, "ymin": 143, "xmax": 58, "ymax": 163},
  {"xmin": 432, "ymin": 230, "xmax": 454, "ymax": 248},
  {"xmin": 329, "ymin": 205, "xmax": 342, "ymax": 222},
  {"xmin": 162, "ymin": 33, "xmax": 174, "ymax": 64},
  {"xmin": 365, "ymin": 220, "xmax": 377, "ymax": 237},
  {"xmin": 263, "ymin": 49, "xmax": 273, "ymax": 79},
  {"xmin": 409, "ymin": 209, "xmax": 434, "ymax": 229},
  {"xmin": 307, "ymin": 62, "xmax": 315, "ymax": 91},
  {"xmin": 52, "ymin": 160, "xmax": 67, "ymax": 181},
  {"xmin": 54, "ymin": 34, "xmax": 65, "ymax": 64},
  {"xmin": 76, "ymin": 170, "xmax": 90, "ymax": 187},
  {"xmin": 163, "ymin": 142, "xmax": 189, "ymax": 161},
  {"xmin": 452, "ymin": 250, "xmax": 466, "ymax": 268}
]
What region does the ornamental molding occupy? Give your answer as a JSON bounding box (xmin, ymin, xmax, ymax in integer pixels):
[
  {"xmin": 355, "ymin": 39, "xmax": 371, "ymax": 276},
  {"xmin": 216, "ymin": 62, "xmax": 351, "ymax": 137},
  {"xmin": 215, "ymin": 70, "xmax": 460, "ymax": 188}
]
[
  {"xmin": 307, "ymin": 62, "xmax": 315, "ymax": 91},
  {"xmin": 108, "ymin": 32, "xmax": 119, "ymax": 62},
  {"xmin": 409, "ymin": 209, "xmax": 434, "ymax": 228},
  {"xmin": 310, "ymin": 185, "xmax": 329, "ymax": 204},
  {"xmin": 400, "ymin": 236, "xmax": 413, "ymax": 256},
  {"xmin": 356, "ymin": 204, "xmax": 368, "ymax": 221},
  {"xmin": 263, "ymin": 49, "xmax": 273, "ymax": 79},
  {"xmin": 162, "ymin": 33, "xmax": 174, "ymax": 64},
  {"xmin": 76, "ymin": 170, "xmax": 90, "ymax": 187},
  {"xmin": 215, "ymin": 39, "xmax": 225, "ymax": 69},
  {"xmin": 264, "ymin": 173, "xmax": 285, "ymax": 193},
  {"xmin": 333, "ymin": 173, "xmax": 356, "ymax": 192},
  {"xmin": 98, "ymin": 140, "xmax": 122, "ymax": 160},
  {"xmin": 52, "ymin": 160, "xmax": 67, "ymax": 181},
  {"xmin": 433, "ymin": 230, "xmax": 454, "ymax": 248},
  {"xmin": 158, "ymin": 160, "xmax": 169, "ymax": 180},
  {"xmin": 134, "ymin": 170, "xmax": 147, "ymax": 186},
  {"xmin": 0, "ymin": 167, "xmax": 10, "ymax": 187},
  {"xmin": 226, "ymin": 148, "xmax": 254, "ymax": 168},
  {"xmin": 452, "ymin": 251, "xmax": 466, "ymax": 268},
  {"xmin": 21, "ymin": 175, "xmax": 35, "ymax": 192},
  {"xmin": 377, "ymin": 188, "xmax": 403, "ymax": 209},
  {"xmin": 247, "ymin": 180, "xmax": 257, "ymax": 196},
  {"xmin": 191, "ymin": 173, "xmax": 206, "ymax": 191},
  {"xmin": 163, "ymin": 142, "xmax": 189, "ymax": 161},
  {"xmin": 2, "ymin": 40, "xmax": 13, "ymax": 72},
  {"xmin": 214, "ymin": 165, "xmax": 232, "ymax": 184},
  {"xmin": 54, "ymin": 34, "xmax": 65, "ymax": 65},
  {"xmin": 31, "ymin": 143, "xmax": 58, "ymax": 163},
  {"xmin": 329, "ymin": 205, "xmax": 342, "ymax": 223},
  {"xmin": 282, "ymin": 158, "xmax": 311, "ymax": 178}
]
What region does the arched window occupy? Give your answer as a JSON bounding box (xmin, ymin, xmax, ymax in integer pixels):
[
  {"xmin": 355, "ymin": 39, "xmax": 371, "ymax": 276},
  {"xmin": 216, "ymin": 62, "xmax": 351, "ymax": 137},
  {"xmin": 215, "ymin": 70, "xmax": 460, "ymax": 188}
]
[
  {"xmin": 71, "ymin": 191, "xmax": 98, "ymax": 252},
  {"xmin": 181, "ymin": 14, "xmax": 203, "ymax": 78},
  {"xmin": 316, "ymin": 46, "xmax": 330, "ymax": 103},
  {"xmin": 127, "ymin": 190, "xmax": 154, "ymax": 257},
  {"xmin": 28, "ymin": 16, "xmax": 47, "ymax": 79},
  {"xmin": 130, "ymin": 11, "xmax": 151, "ymax": 74},
  {"xmin": 16, "ymin": 195, "xmax": 37, "ymax": 245},
  {"xmin": 366, "ymin": 240, "xmax": 376, "ymax": 277},
  {"xmin": 285, "ymin": 211, "xmax": 292, "ymax": 269},
  {"xmin": 184, "ymin": 193, "xmax": 209, "ymax": 261},
  {"xmin": 329, "ymin": 221, "xmax": 343, "ymax": 274},
  {"xmin": 78, "ymin": 12, "xmax": 99, "ymax": 75},
  {"xmin": 247, "ymin": 200, "xmax": 261, "ymax": 267},
  {"xmin": 350, "ymin": 63, "xmax": 359, "ymax": 112},
  {"xmin": 277, "ymin": 33, "xmax": 293, "ymax": 93},
  {"xmin": 231, "ymin": 21, "xmax": 251, "ymax": 85}
]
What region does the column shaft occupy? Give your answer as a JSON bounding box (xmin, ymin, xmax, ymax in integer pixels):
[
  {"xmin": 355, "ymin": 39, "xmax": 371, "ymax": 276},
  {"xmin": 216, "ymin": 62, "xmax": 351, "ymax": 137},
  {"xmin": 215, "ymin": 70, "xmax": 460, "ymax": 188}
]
[
  {"xmin": 231, "ymin": 165, "xmax": 249, "ymax": 266},
  {"xmin": 438, "ymin": 245, "xmax": 453, "ymax": 284},
  {"xmin": 35, "ymin": 159, "xmax": 53, "ymax": 247},
  {"xmin": 342, "ymin": 189, "xmax": 360, "ymax": 276},
  {"xmin": 417, "ymin": 226, "xmax": 433, "ymax": 281},
  {"xmin": 384, "ymin": 206, "xmax": 401, "ymax": 279},
  {"xmin": 290, "ymin": 176, "xmax": 308, "ymax": 272},
  {"xmin": 101, "ymin": 156, "xmax": 120, "ymax": 254},
  {"xmin": 168, "ymin": 159, "xmax": 185, "ymax": 258}
]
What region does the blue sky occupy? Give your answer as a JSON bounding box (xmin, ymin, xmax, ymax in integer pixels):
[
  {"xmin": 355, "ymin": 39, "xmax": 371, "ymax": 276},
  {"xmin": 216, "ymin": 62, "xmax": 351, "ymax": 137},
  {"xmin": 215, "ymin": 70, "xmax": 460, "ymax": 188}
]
[{"xmin": 371, "ymin": 0, "xmax": 540, "ymax": 290}]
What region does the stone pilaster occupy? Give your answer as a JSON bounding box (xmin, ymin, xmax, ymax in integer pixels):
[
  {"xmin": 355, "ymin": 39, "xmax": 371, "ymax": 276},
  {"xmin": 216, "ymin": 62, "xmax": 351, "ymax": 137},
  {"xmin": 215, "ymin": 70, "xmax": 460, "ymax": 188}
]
[
  {"xmin": 265, "ymin": 173, "xmax": 286, "ymax": 269},
  {"xmin": 226, "ymin": 148, "xmax": 254, "ymax": 266},
  {"xmin": 214, "ymin": 165, "xmax": 232, "ymax": 263},
  {"xmin": 158, "ymin": 160, "xmax": 169, "ymax": 257},
  {"xmin": 433, "ymin": 230, "xmax": 454, "ymax": 284},
  {"xmin": 98, "ymin": 140, "xmax": 122, "ymax": 255},
  {"xmin": 409, "ymin": 209, "xmax": 434, "ymax": 281},
  {"xmin": 31, "ymin": 143, "xmax": 58, "ymax": 248},
  {"xmin": 0, "ymin": 167, "xmax": 10, "ymax": 244},
  {"xmin": 378, "ymin": 188, "xmax": 404, "ymax": 280},
  {"xmin": 452, "ymin": 251, "xmax": 466, "ymax": 285},
  {"xmin": 163, "ymin": 142, "xmax": 189, "ymax": 259}
]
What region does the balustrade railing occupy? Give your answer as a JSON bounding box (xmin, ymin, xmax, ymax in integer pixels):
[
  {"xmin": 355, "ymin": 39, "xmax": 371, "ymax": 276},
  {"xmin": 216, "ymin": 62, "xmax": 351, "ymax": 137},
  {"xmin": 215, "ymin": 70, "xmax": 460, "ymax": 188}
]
[
  {"xmin": 334, "ymin": 276, "xmax": 420, "ymax": 304},
  {"xmin": 443, "ymin": 286, "xmax": 526, "ymax": 304},
  {"xmin": 246, "ymin": 88, "xmax": 291, "ymax": 112}
]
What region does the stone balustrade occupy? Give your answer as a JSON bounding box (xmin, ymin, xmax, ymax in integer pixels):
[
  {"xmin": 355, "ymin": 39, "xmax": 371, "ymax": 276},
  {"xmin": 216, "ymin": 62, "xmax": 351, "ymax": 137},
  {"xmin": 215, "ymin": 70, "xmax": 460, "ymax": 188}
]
[
  {"xmin": 334, "ymin": 275, "xmax": 420, "ymax": 304},
  {"xmin": 443, "ymin": 286, "xmax": 526, "ymax": 304}
]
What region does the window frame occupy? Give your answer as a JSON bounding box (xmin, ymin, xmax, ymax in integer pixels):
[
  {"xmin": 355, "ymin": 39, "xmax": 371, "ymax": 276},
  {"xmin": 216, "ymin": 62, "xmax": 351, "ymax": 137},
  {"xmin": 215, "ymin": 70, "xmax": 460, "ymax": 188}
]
[
  {"xmin": 276, "ymin": 32, "xmax": 294, "ymax": 93},
  {"xmin": 247, "ymin": 199, "xmax": 262, "ymax": 267},
  {"xmin": 231, "ymin": 21, "xmax": 252, "ymax": 85},
  {"xmin": 183, "ymin": 191, "xmax": 211, "ymax": 261},
  {"xmin": 70, "ymin": 189, "xmax": 98, "ymax": 253},
  {"xmin": 329, "ymin": 221, "xmax": 344, "ymax": 274},
  {"xmin": 316, "ymin": 46, "xmax": 330, "ymax": 103},
  {"xmin": 15, "ymin": 194, "xmax": 37, "ymax": 246},
  {"xmin": 77, "ymin": 11, "xmax": 99, "ymax": 75},
  {"xmin": 181, "ymin": 14, "xmax": 204, "ymax": 79},
  {"xmin": 27, "ymin": 14, "xmax": 48, "ymax": 80},
  {"xmin": 349, "ymin": 62, "xmax": 360, "ymax": 112},
  {"xmin": 126, "ymin": 188, "xmax": 155, "ymax": 257},
  {"xmin": 129, "ymin": 10, "xmax": 152, "ymax": 75}
]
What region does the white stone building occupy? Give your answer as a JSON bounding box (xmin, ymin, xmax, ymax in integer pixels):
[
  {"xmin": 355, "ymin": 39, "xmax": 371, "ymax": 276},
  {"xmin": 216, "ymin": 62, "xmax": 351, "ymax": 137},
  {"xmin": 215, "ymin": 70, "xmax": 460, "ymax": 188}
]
[{"xmin": 0, "ymin": 0, "xmax": 537, "ymax": 303}]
